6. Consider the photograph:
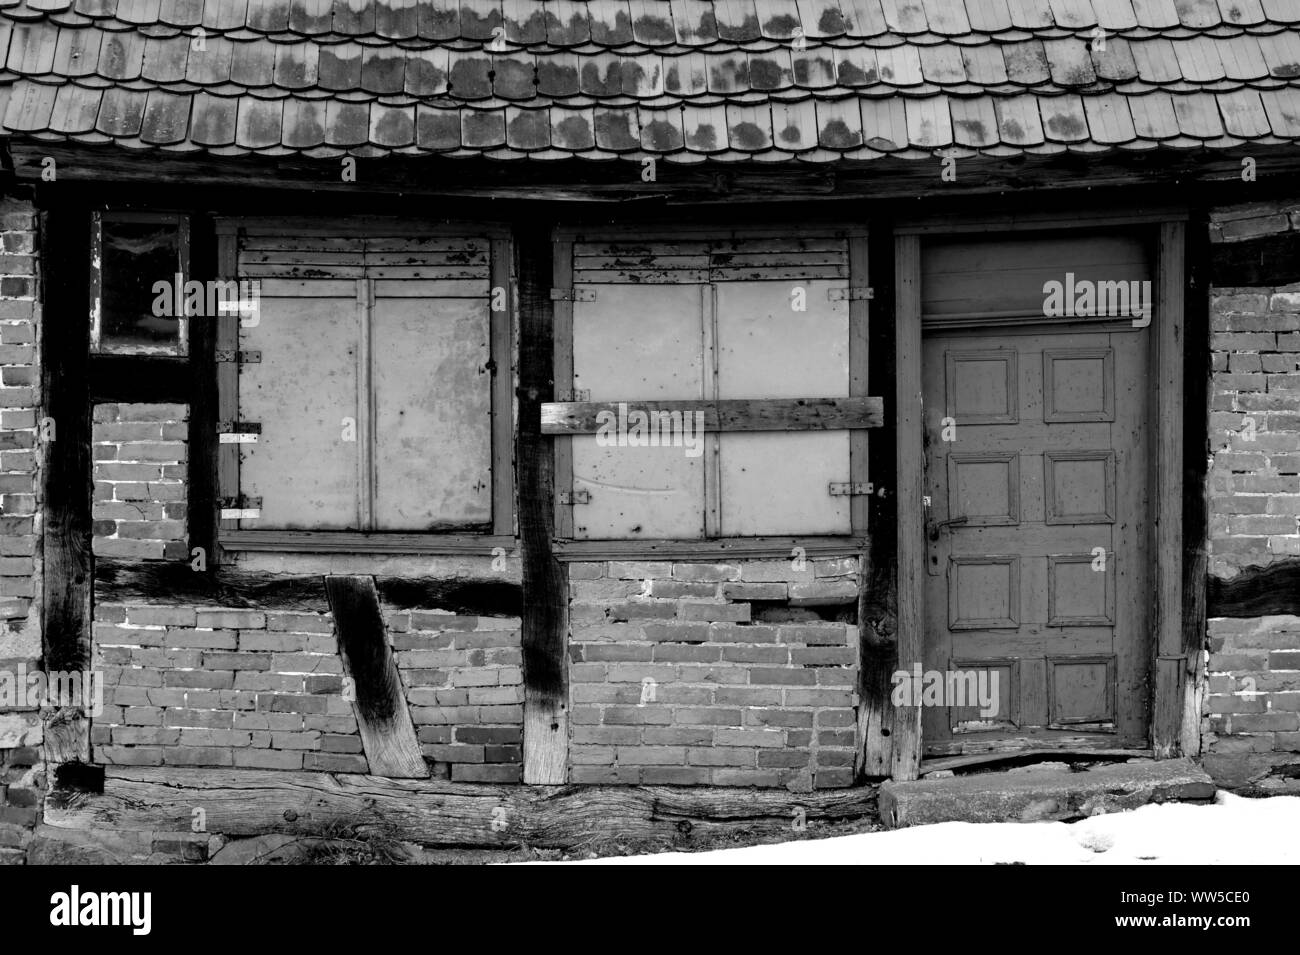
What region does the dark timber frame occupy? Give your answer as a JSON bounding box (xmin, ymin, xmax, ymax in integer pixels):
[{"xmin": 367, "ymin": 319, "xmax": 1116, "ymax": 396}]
[
  {"xmin": 888, "ymin": 207, "xmax": 1193, "ymax": 781},
  {"xmin": 25, "ymin": 165, "xmax": 1245, "ymax": 785}
]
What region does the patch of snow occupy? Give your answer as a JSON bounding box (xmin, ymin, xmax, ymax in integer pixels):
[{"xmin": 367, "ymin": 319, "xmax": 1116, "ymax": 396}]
[{"xmin": 537, "ymin": 793, "xmax": 1300, "ymax": 865}]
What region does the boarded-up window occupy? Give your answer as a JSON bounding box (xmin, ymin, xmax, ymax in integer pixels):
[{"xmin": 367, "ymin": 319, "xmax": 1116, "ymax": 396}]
[
  {"xmin": 219, "ymin": 229, "xmax": 510, "ymax": 538},
  {"xmin": 91, "ymin": 212, "xmax": 190, "ymax": 356},
  {"xmin": 558, "ymin": 234, "xmax": 866, "ymax": 541}
]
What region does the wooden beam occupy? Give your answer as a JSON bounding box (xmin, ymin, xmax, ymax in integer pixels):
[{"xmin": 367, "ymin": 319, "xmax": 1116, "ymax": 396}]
[
  {"xmin": 515, "ymin": 223, "xmax": 569, "ymax": 784},
  {"xmin": 540, "ymin": 397, "xmax": 883, "ymax": 435},
  {"xmin": 94, "ymin": 558, "xmax": 523, "ymax": 619},
  {"xmin": 859, "ymin": 221, "xmax": 898, "ymax": 779},
  {"xmin": 1207, "ymin": 559, "xmax": 1300, "ymax": 617},
  {"xmin": 39, "ymin": 202, "xmax": 93, "ymax": 766},
  {"xmin": 323, "ymin": 575, "xmax": 428, "ymax": 779},
  {"xmin": 551, "ymin": 537, "xmax": 867, "ymax": 561},
  {"xmin": 1181, "ymin": 210, "xmax": 1212, "ymax": 761},
  {"xmin": 43, "ymin": 767, "xmax": 877, "ymax": 848},
  {"xmin": 186, "ymin": 213, "xmax": 218, "ymax": 572},
  {"xmin": 88, "ymin": 355, "xmax": 190, "ymax": 403},
  {"xmin": 15, "ymin": 143, "xmax": 1300, "ymax": 206},
  {"xmin": 219, "ymin": 530, "xmax": 515, "ymax": 555},
  {"xmin": 1209, "ymin": 231, "xmax": 1300, "ymax": 288},
  {"xmin": 890, "ymin": 235, "xmax": 924, "ymax": 782},
  {"xmin": 1152, "ymin": 220, "xmax": 1189, "ymax": 759}
]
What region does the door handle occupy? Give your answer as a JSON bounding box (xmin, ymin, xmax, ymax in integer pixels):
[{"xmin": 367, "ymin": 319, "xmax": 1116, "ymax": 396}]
[{"xmin": 927, "ymin": 514, "xmax": 969, "ymax": 542}]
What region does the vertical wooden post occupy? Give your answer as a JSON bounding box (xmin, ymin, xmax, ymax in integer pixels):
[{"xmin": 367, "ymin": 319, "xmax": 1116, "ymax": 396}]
[
  {"xmin": 186, "ymin": 212, "xmax": 217, "ymax": 569},
  {"xmin": 40, "ymin": 201, "xmax": 93, "ymax": 765},
  {"xmin": 859, "ymin": 223, "xmax": 899, "ymax": 777},
  {"xmin": 890, "ymin": 235, "xmax": 924, "ymax": 781},
  {"xmin": 1153, "ymin": 220, "xmax": 1189, "ymax": 758},
  {"xmin": 516, "ymin": 223, "xmax": 568, "ymax": 784},
  {"xmin": 1180, "ymin": 212, "xmax": 1212, "ymax": 759}
]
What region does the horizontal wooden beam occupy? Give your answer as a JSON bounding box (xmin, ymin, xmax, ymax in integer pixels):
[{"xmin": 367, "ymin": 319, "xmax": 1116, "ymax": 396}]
[
  {"xmin": 17, "ymin": 143, "xmax": 1300, "ymax": 206},
  {"xmin": 1207, "ymin": 559, "xmax": 1300, "ymax": 618},
  {"xmin": 89, "ymin": 355, "xmax": 191, "ymax": 403},
  {"xmin": 94, "ymin": 558, "xmax": 523, "ymax": 618},
  {"xmin": 44, "ymin": 767, "xmax": 876, "ymax": 849},
  {"xmin": 541, "ymin": 397, "xmax": 883, "ymax": 435},
  {"xmin": 551, "ymin": 536, "xmax": 869, "ymax": 561},
  {"xmin": 220, "ymin": 530, "xmax": 515, "ymax": 555}
]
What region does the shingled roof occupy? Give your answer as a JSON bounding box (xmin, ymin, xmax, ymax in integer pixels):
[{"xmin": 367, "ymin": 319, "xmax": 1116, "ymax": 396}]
[{"xmin": 0, "ymin": 0, "xmax": 1299, "ymax": 161}]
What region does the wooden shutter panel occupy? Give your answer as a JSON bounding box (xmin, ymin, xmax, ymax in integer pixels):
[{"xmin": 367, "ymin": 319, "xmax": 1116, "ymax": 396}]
[
  {"xmin": 715, "ymin": 278, "xmax": 851, "ymax": 536},
  {"xmin": 570, "ymin": 283, "xmax": 707, "ymax": 540},
  {"xmin": 230, "ymin": 230, "xmax": 497, "ymax": 533},
  {"xmin": 371, "ymin": 291, "xmax": 492, "ymax": 530},
  {"xmin": 239, "ymin": 279, "xmax": 362, "ymax": 530}
]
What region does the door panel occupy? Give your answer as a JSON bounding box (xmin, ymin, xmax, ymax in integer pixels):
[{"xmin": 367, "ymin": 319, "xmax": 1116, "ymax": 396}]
[{"xmin": 922, "ymin": 327, "xmax": 1151, "ymax": 754}]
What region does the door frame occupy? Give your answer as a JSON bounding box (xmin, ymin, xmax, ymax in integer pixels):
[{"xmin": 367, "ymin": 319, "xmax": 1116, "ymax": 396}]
[{"xmin": 889, "ymin": 207, "xmax": 1193, "ymax": 780}]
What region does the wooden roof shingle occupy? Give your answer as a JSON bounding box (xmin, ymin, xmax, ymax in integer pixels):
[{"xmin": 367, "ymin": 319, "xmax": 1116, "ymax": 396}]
[{"xmin": 0, "ymin": 0, "xmax": 1296, "ymax": 160}]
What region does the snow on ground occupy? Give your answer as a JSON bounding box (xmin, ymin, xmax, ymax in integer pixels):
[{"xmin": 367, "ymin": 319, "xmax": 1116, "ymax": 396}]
[{"xmin": 546, "ymin": 793, "xmax": 1300, "ymax": 865}]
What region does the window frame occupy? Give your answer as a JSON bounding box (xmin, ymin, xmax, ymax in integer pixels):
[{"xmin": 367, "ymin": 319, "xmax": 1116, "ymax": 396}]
[
  {"xmin": 213, "ymin": 218, "xmax": 515, "ymax": 556},
  {"xmin": 90, "ymin": 210, "xmax": 191, "ymax": 357},
  {"xmin": 550, "ymin": 223, "xmax": 872, "ymax": 561}
]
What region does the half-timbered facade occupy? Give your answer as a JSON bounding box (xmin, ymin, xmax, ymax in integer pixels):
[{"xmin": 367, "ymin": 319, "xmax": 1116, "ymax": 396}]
[{"xmin": 1, "ymin": 0, "xmax": 1299, "ymax": 857}]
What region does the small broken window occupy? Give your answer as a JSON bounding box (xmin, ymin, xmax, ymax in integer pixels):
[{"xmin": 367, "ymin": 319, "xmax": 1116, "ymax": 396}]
[{"xmin": 91, "ymin": 212, "xmax": 190, "ymax": 355}]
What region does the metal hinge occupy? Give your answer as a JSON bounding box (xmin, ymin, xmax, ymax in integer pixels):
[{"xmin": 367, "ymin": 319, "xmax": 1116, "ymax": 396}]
[
  {"xmin": 559, "ymin": 489, "xmax": 590, "ymax": 505},
  {"xmin": 216, "ymin": 422, "xmax": 261, "ymax": 444},
  {"xmin": 556, "ymin": 389, "xmax": 591, "ymax": 402},
  {"xmin": 829, "ymin": 482, "xmax": 873, "ymax": 496},
  {"xmin": 219, "ymin": 495, "xmax": 262, "ymax": 520},
  {"xmin": 550, "ymin": 288, "xmax": 596, "ymax": 302},
  {"xmin": 214, "ymin": 349, "xmax": 261, "ymax": 363},
  {"xmin": 828, "ymin": 287, "xmax": 874, "ymax": 302}
]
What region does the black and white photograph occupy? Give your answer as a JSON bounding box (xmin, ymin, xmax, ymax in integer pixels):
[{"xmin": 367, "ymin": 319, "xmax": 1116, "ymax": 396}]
[{"xmin": 0, "ymin": 0, "xmax": 1294, "ymax": 922}]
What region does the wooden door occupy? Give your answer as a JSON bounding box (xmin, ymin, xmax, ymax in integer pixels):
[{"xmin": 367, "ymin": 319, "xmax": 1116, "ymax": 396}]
[{"xmin": 920, "ymin": 326, "xmax": 1152, "ymax": 754}]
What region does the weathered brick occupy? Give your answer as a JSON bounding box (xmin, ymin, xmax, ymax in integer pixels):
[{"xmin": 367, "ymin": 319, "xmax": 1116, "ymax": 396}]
[
  {"xmin": 678, "ymin": 601, "xmax": 751, "ymax": 622},
  {"xmin": 721, "ymin": 582, "xmax": 788, "ymax": 600},
  {"xmin": 602, "ymin": 706, "xmax": 673, "ymax": 725},
  {"xmin": 671, "ymin": 563, "xmax": 740, "ymax": 582},
  {"xmin": 641, "ymin": 622, "xmax": 711, "ymax": 643},
  {"xmin": 453, "ymin": 763, "xmax": 522, "ymax": 783},
  {"xmin": 196, "ymin": 610, "xmax": 266, "ymax": 629},
  {"xmin": 126, "ymin": 606, "xmax": 196, "ymax": 627},
  {"xmin": 672, "ymin": 707, "xmax": 742, "ymax": 726},
  {"xmin": 608, "ymin": 561, "xmax": 672, "ymax": 579}
]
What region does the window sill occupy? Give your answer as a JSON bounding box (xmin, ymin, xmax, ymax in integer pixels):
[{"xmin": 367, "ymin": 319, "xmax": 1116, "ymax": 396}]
[
  {"xmin": 550, "ymin": 537, "xmax": 868, "ymax": 561},
  {"xmin": 219, "ymin": 530, "xmax": 515, "ymax": 556}
]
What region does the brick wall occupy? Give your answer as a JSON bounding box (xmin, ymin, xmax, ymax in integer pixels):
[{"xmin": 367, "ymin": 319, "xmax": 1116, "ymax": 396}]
[
  {"xmin": 567, "ymin": 557, "xmax": 860, "ymax": 789},
  {"xmin": 92, "ymin": 605, "xmax": 364, "ymax": 771},
  {"xmin": 0, "ymin": 196, "xmax": 40, "ymax": 863},
  {"xmin": 388, "ymin": 608, "xmax": 524, "ymax": 783},
  {"xmin": 1204, "ymin": 199, "xmax": 1300, "ymax": 783},
  {"xmin": 92, "ymin": 402, "xmax": 187, "ymax": 560},
  {"xmin": 89, "ymin": 599, "xmax": 526, "ymax": 780}
]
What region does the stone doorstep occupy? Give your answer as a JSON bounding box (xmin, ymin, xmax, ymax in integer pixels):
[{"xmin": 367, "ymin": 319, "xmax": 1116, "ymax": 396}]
[{"xmin": 878, "ymin": 758, "xmax": 1216, "ymax": 829}]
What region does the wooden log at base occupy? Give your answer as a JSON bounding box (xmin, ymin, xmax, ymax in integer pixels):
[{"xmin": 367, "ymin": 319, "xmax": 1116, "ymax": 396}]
[{"xmin": 43, "ymin": 768, "xmax": 877, "ymax": 850}]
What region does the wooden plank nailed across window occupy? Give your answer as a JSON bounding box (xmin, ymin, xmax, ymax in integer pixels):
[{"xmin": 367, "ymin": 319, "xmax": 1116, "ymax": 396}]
[{"xmin": 539, "ymin": 397, "xmax": 883, "ymax": 435}]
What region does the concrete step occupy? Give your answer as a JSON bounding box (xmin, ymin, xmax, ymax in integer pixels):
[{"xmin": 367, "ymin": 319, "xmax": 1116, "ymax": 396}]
[{"xmin": 879, "ymin": 758, "xmax": 1215, "ymax": 829}]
